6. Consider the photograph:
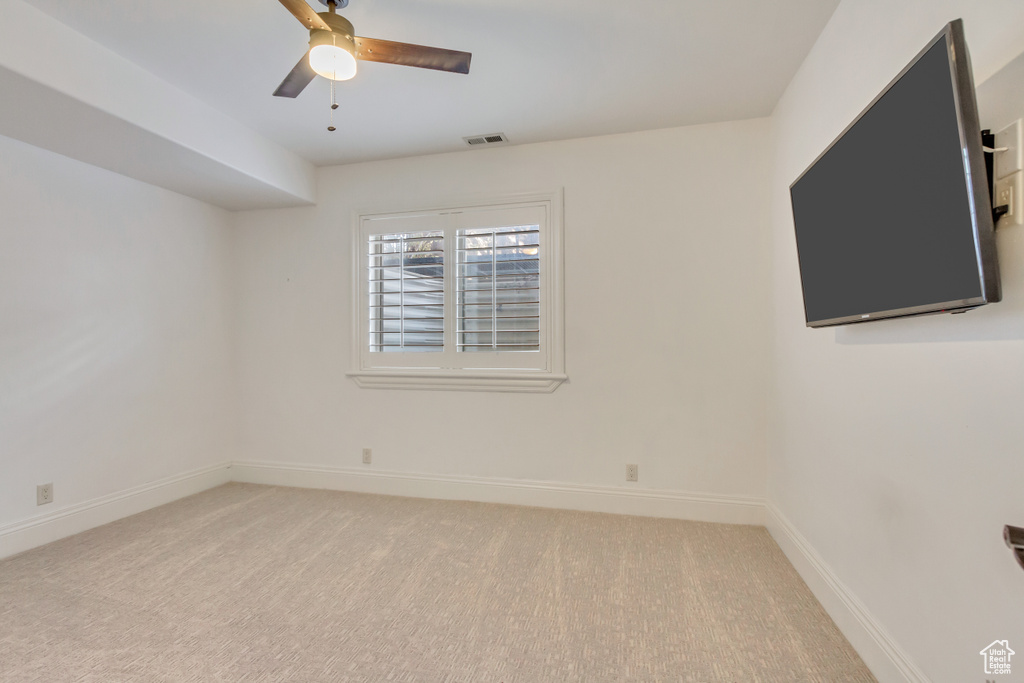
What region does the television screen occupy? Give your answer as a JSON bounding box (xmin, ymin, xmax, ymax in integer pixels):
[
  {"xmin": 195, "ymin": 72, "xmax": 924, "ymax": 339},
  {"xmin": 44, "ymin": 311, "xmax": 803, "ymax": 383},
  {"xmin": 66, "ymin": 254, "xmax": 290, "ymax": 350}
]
[{"xmin": 789, "ymin": 19, "xmax": 999, "ymax": 328}]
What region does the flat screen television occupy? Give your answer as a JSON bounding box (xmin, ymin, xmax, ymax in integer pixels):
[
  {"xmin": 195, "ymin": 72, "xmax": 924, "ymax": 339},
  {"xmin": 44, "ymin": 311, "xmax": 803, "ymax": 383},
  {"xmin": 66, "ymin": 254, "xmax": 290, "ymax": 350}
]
[{"xmin": 789, "ymin": 19, "xmax": 1000, "ymax": 328}]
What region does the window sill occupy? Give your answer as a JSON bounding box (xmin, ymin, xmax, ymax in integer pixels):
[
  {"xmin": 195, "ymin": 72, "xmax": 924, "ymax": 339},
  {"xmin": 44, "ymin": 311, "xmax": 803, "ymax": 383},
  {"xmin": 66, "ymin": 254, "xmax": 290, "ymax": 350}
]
[{"xmin": 346, "ymin": 370, "xmax": 567, "ymax": 393}]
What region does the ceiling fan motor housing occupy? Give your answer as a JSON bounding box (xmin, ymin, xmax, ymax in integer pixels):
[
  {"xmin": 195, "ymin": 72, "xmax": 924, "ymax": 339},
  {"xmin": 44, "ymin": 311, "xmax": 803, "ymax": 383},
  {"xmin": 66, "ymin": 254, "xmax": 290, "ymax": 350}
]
[{"xmin": 310, "ymin": 13, "xmax": 356, "ymax": 56}]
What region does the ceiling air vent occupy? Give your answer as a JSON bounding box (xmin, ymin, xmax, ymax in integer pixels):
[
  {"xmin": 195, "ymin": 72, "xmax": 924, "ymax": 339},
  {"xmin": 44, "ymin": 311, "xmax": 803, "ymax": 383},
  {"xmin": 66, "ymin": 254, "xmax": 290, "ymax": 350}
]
[{"xmin": 463, "ymin": 132, "xmax": 509, "ymax": 147}]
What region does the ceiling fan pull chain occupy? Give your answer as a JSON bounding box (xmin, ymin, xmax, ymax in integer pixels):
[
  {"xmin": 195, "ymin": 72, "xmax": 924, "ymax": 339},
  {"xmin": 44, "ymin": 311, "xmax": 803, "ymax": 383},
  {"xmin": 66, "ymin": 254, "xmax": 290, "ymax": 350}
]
[{"xmin": 328, "ymin": 80, "xmax": 337, "ymax": 132}]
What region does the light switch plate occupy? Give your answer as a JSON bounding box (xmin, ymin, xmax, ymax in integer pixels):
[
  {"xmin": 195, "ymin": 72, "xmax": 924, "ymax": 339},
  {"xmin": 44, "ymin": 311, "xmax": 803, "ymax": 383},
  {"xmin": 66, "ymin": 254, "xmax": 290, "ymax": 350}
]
[{"xmin": 994, "ymin": 119, "xmax": 1022, "ymax": 180}]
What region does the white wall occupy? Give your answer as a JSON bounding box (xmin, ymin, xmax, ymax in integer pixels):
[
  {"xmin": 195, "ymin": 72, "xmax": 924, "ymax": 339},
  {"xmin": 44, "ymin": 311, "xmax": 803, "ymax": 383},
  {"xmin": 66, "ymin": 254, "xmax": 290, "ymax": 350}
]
[
  {"xmin": 768, "ymin": 2, "xmax": 1024, "ymax": 681},
  {"xmin": 231, "ymin": 119, "xmax": 771, "ymax": 501},
  {"xmin": 0, "ymin": 134, "xmax": 236, "ymax": 533}
]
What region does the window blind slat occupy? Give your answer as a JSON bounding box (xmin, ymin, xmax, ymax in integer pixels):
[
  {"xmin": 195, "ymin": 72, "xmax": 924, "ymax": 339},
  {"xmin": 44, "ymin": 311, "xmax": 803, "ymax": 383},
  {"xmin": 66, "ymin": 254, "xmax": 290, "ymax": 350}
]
[{"xmin": 368, "ymin": 275, "xmax": 444, "ymax": 283}]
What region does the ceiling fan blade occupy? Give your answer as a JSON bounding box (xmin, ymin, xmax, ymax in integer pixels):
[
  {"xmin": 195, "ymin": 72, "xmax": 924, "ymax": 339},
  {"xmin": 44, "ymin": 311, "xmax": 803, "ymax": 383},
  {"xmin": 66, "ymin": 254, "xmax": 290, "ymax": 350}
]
[
  {"xmin": 277, "ymin": 0, "xmax": 331, "ymax": 31},
  {"xmin": 355, "ymin": 37, "xmax": 471, "ymax": 74},
  {"xmin": 273, "ymin": 51, "xmax": 316, "ymax": 98}
]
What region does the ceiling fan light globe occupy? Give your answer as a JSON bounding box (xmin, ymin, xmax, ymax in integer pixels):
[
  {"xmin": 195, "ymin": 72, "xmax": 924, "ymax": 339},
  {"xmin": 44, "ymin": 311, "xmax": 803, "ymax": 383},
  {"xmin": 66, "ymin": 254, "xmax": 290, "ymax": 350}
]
[{"xmin": 309, "ymin": 44, "xmax": 357, "ymax": 81}]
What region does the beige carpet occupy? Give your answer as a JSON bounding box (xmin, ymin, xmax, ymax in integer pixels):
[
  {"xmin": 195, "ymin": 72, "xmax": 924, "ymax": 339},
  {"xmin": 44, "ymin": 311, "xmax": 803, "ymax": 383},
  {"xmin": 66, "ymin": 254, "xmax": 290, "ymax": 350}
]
[{"xmin": 0, "ymin": 483, "xmax": 875, "ymax": 682}]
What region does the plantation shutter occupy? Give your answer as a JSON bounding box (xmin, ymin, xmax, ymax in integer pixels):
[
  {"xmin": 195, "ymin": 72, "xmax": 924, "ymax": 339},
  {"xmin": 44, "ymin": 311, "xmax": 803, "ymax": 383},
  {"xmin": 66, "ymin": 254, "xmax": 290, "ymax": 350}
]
[
  {"xmin": 456, "ymin": 225, "xmax": 541, "ymax": 352},
  {"xmin": 368, "ymin": 230, "xmax": 444, "ymax": 353},
  {"xmin": 355, "ymin": 196, "xmax": 562, "ymax": 385}
]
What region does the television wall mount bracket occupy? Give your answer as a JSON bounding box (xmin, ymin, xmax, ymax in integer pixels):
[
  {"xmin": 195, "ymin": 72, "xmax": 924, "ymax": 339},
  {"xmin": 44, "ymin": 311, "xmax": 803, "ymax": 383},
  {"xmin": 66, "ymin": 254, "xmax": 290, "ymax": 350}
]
[
  {"xmin": 1005, "ymin": 525, "xmax": 1024, "ymax": 572},
  {"xmin": 983, "ymin": 129, "xmax": 1011, "ymax": 224}
]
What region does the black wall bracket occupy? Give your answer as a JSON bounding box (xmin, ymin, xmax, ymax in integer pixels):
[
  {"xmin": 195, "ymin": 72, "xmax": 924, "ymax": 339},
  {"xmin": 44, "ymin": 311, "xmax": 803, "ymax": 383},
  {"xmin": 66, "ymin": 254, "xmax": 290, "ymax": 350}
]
[
  {"xmin": 983, "ymin": 129, "xmax": 1011, "ymax": 224},
  {"xmin": 1005, "ymin": 525, "xmax": 1024, "ymax": 571}
]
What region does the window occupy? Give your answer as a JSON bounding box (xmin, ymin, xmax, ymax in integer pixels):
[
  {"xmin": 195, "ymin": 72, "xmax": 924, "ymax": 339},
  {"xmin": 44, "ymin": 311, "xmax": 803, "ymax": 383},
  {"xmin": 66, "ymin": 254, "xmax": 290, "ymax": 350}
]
[
  {"xmin": 349, "ymin": 192, "xmax": 565, "ymax": 392},
  {"xmin": 368, "ymin": 230, "xmax": 445, "ymax": 354},
  {"xmin": 457, "ymin": 225, "xmax": 540, "ymax": 353}
]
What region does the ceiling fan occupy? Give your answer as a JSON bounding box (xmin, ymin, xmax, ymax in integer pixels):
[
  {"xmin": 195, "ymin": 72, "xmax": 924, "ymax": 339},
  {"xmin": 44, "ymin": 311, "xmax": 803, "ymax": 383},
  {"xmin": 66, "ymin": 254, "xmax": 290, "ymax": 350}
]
[{"xmin": 273, "ymin": 0, "xmax": 472, "ymax": 98}]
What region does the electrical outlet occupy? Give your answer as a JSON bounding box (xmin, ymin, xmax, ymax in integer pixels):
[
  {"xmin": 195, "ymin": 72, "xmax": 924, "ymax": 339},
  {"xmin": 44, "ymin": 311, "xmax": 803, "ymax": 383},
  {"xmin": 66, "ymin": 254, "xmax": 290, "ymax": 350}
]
[
  {"xmin": 626, "ymin": 464, "xmax": 638, "ymax": 482},
  {"xmin": 362, "ymin": 448, "xmax": 372, "ymax": 465},
  {"xmin": 36, "ymin": 483, "xmax": 53, "ymax": 506},
  {"xmin": 995, "ymin": 171, "xmax": 1023, "ymax": 227}
]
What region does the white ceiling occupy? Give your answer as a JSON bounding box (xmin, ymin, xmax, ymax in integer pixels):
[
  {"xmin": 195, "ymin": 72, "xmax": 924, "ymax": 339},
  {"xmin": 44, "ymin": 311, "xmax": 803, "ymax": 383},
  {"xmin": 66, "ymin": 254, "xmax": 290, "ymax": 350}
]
[{"xmin": 18, "ymin": 0, "xmax": 839, "ymax": 168}]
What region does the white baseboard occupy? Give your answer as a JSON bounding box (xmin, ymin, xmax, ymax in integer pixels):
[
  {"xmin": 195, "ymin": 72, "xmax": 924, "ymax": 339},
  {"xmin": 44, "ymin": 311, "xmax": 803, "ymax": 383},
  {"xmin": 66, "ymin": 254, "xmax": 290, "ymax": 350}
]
[
  {"xmin": 765, "ymin": 503, "xmax": 930, "ymax": 683},
  {"xmin": 0, "ymin": 458, "xmax": 922, "ymax": 683},
  {"xmin": 0, "ymin": 463, "xmax": 232, "ymax": 560},
  {"xmin": 230, "ymin": 460, "xmax": 766, "ymax": 526},
  {"xmin": 0, "ymin": 459, "xmax": 761, "ymax": 560}
]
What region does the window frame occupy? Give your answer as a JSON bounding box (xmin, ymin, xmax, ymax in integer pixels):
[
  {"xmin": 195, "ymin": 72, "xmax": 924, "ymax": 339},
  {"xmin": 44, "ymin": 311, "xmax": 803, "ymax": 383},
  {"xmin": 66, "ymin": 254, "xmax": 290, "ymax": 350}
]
[{"xmin": 348, "ymin": 190, "xmax": 566, "ymax": 393}]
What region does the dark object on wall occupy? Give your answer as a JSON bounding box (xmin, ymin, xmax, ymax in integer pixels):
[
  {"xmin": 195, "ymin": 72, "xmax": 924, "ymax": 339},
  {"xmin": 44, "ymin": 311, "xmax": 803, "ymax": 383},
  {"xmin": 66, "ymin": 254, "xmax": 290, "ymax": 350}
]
[
  {"xmin": 1005, "ymin": 525, "xmax": 1024, "ymax": 571},
  {"xmin": 790, "ymin": 19, "xmax": 999, "ymax": 328}
]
